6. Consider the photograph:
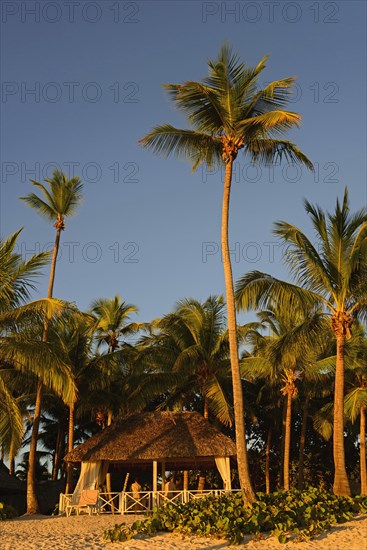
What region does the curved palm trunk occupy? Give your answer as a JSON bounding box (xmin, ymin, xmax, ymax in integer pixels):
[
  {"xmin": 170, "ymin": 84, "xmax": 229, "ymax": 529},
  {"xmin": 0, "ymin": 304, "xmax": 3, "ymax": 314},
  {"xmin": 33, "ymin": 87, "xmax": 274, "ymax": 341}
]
[
  {"xmin": 27, "ymin": 382, "xmax": 42, "ymax": 514},
  {"xmin": 298, "ymin": 393, "xmax": 310, "ymax": 490},
  {"xmin": 333, "ymin": 333, "xmax": 351, "ymax": 495},
  {"xmin": 283, "ymin": 391, "xmax": 292, "ymax": 491},
  {"xmin": 65, "ymin": 402, "xmax": 75, "ymax": 493},
  {"xmin": 221, "ymin": 159, "xmax": 255, "ymax": 503},
  {"xmin": 26, "ymin": 227, "xmax": 62, "ymax": 513},
  {"xmin": 265, "ymin": 427, "xmax": 271, "ymax": 494},
  {"xmin": 360, "ymin": 406, "xmax": 366, "ymax": 495},
  {"xmin": 47, "ymin": 226, "xmax": 62, "ymax": 297}
]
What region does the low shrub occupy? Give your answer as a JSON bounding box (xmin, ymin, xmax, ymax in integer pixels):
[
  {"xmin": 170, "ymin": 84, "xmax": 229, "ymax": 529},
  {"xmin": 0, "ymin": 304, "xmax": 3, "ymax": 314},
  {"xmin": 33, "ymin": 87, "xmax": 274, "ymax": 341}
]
[
  {"xmin": 103, "ymin": 487, "xmax": 367, "ymax": 545},
  {"xmin": 0, "ymin": 502, "xmax": 18, "ymax": 520}
]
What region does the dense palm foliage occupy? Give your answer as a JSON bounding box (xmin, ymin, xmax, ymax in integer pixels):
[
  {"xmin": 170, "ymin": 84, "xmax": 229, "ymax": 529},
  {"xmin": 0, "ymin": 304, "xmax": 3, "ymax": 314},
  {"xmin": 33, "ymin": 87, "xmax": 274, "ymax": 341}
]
[
  {"xmin": 138, "ymin": 296, "xmax": 234, "ymax": 425},
  {"xmin": 235, "ymin": 189, "xmax": 367, "ymax": 495},
  {"xmin": 140, "ymin": 43, "xmax": 313, "ymax": 503},
  {"xmin": 2, "ymin": 188, "xmax": 367, "ymax": 507},
  {"xmin": 0, "ymin": 232, "xmax": 77, "ymax": 491},
  {"xmin": 240, "ymin": 305, "xmax": 331, "ymax": 491}
]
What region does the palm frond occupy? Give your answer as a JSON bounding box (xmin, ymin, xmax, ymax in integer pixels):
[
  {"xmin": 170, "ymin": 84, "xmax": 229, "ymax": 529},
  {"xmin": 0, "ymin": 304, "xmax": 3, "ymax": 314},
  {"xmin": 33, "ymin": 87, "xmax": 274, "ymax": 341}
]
[
  {"xmin": 235, "ymin": 270, "xmax": 320, "ymax": 312},
  {"xmin": 139, "ymin": 124, "xmax": 222, "ymax": 171}
]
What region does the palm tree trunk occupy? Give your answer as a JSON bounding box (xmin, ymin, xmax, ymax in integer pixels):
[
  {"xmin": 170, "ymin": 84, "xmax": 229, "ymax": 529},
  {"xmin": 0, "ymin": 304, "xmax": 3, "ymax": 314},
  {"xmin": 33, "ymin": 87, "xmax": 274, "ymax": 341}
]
[
  {"xmin": 65, "ymin": 402, "xmax": 75, "ymax": 494},
  {"xmin": 197, "ymin": 472, "xmax": 205, "ymax": 492},
  {"xmin": 52, "ymin": 422, "xmax": 64, "ymax": 481},
  {"xmin": 183, "ymin": 470, "xmax": 189, "ymax": 490},
  {"xmin": 298, "ymin": 393, "xmax": 310, "ymax": 490},
  {"xmin": 265, "ymin": 427, "xmax": 271, "ymax": 494},
  {"xmin": 48, "ymin": 227, "xmax": 62, "ymax": 297},
  {"xmin": 198, "ymin": 400, "xmax": 209, "ymax": 489},
  {"xmin": 360, "ymin": 406, "xmax": 366, "ymax": 495},
  {"xmin": 27, "ymin": 227, "xmax": 62, "ymax": 513},
  {"xmin": 106, "ymin": 410, "xmax": 114, "ymax": 513},
  {"xmin": 283, "ymin": 391, "xmax": 292, "ymax": 491},
  {"xmin": 221, "ymin": 158, "xmax": 255, "ymax": 503},
  {"xmin": 9, "ymin": 454, "xmax": 15, "ymax": 476},
  {"xmin": 279, "ymin": 398, "xmax": 287, "ymax": 487},
  {"xmin": 27, "ymin": 381, "xmax": 42, "ymax": 514},
  {"xmin": 333, "ymin": 333, "xmax": 351, "ymax": 495},
  {"xmin": 203, "ymin": 398, "xmax": 209, "ymax": 420}
]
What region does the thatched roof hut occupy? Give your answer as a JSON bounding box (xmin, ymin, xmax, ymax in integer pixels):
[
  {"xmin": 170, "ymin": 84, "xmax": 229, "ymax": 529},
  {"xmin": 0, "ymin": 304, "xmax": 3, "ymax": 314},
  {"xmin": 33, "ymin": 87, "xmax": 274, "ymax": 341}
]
[{"xmin": 65, "ymin": 411, "xmax": 236, "ymax": 470}]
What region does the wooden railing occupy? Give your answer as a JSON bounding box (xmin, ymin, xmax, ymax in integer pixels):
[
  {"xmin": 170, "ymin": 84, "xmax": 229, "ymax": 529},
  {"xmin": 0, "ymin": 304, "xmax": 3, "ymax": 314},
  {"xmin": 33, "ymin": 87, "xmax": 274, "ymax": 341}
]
[{"xmin": 59, "ymin": 489, "xmax": 240, "ymax": 515}]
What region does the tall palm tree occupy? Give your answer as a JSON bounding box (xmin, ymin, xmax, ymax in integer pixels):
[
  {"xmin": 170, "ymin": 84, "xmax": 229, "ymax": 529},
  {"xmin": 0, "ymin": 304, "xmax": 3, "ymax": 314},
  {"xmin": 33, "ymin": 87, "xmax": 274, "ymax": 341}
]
[
  {"xmin": 139, "ymin": 44, "xmax": 313, "ymax": 502},
  {"xmin": 342, "ymin": 327, "xmax": 367, "ymax": 494},
  {"xmin": 20, "ymin": 170, "xmax": 83, "ymax": 297},
  {"xmin": 235, "ymin": 189, "xmax": 367, "ymax": 495},
  {"xmin": 20, "ymin": 169, "xmax": 83, "ymax": 513}
]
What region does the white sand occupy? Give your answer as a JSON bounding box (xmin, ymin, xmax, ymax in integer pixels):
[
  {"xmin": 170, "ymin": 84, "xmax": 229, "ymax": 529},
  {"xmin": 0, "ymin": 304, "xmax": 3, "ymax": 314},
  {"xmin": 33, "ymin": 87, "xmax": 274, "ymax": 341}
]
[{"xmin": 0, "ymin": 513, "xmax": 366, "ymax": 549}]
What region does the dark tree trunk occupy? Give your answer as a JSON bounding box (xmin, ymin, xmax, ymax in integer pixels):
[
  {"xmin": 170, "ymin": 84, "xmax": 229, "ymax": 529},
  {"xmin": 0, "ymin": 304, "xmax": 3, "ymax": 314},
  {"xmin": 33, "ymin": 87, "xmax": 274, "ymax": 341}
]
[
  {"xmin": 265, "ymin": 427, "xmax": 272, "ymax": 494},
  {"xmin": 298, "ymin": 393, "xmax": 310, "ymax": 490},
  {"xmin": 360, "ymin": 406, "xmax": 366, "ymax": 495},
  {"xmin": 279, "ymin": 398, "xmax": 287, "ymax": 488},
  {"xmin": 283, "ymin": 391, "xmax": 292, "ymax": 491}
]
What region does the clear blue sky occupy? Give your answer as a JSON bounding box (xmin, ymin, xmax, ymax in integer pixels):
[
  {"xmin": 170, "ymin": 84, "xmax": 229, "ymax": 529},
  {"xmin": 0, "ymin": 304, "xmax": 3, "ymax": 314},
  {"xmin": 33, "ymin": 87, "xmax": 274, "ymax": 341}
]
[{"xmin": 1, "ymin": 0, "xmax": 366, "ymax": 325}]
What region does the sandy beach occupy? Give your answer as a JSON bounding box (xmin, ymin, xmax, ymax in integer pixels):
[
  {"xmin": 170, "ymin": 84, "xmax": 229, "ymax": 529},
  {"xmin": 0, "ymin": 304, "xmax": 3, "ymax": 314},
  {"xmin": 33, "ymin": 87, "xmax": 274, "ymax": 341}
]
[{"xmin": 0, "ymin": 513, "xmax": 366, "ymax": 550}]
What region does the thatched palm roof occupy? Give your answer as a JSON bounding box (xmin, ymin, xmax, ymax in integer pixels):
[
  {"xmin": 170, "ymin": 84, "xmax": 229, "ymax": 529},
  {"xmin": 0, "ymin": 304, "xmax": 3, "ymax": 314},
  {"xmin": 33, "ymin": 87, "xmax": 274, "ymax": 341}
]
[{"xmin": 64, "ymin": 411, "xmax": 236, "ymax": 465}]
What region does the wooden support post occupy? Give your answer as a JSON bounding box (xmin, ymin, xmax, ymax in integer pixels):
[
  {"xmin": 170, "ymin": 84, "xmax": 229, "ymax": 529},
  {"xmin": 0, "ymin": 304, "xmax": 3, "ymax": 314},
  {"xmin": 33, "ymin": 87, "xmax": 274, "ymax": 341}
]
[
  {"xmin": 161, "ymin": 462, "xmax": 165, "ymax": 490},
  {"xmin": 226, "ymin": 457, "xmax": 231, "ymax": 492},
  {"xmin": 153, "ymin": 460, "xmax": 158, "ymax": 507}
]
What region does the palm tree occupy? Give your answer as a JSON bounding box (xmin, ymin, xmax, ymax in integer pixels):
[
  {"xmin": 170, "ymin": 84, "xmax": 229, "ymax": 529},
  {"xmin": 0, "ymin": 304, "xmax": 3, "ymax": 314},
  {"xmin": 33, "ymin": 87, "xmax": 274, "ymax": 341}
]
[
  {"xmin": 241, "ymin": 305, "xmax": 328, "ymax": 490},
  {"xmin": 90, "ymin": 295, "xmax": 139, "ymax": 428},
  {"xmin": 342, "ymin": 327, "xmax": 367, "ymax": 494},
  {"xmin": 20, "ymin": 170, "xmax": 83, "ymax": 297},
  {"xmin": 90, "ymin": 296, "xmax": 139, "ymax": 356},
  {"xmin": 139, "ymin": 295, "xmax": 241, "ymax": 492},
  {"xmin": 49, "ymin": 313, "xmax": 94, "ymax": 493},
  {"xmin": 0, "ymin": 229, "xmax": 51, "ymax": 471},
  {"xmin": 89, "ymin": 296, "xmax": 139, "ymax": 504},
  {"xmin": 141, "ymin": 296, "xmax": 234, "ymax": 425},
  {"xmin": 20, "ymin": 169, "xmax": 83, "ymax": 513},
  {"xmin": 139, "ymin": 44, "xmax": 313, "ymax": 502},
  {"xmin": 0, "ymin": 229, "xmax": 50, "ymax": 312},
  {"xmin": 0, "ymin": 305, "xmax": 77, "ymax": 482},
  {"xmin": 235, "ymin": 189, "xmax": 367, "ymax": 495}
]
